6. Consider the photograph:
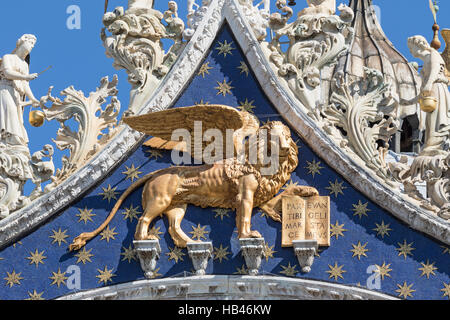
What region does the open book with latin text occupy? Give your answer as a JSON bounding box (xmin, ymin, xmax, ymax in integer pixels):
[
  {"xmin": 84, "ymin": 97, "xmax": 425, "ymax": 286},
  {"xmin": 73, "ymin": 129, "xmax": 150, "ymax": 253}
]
[{"xmin": 281, "ymin": 195, "xmax": 331, "ymax": 247}]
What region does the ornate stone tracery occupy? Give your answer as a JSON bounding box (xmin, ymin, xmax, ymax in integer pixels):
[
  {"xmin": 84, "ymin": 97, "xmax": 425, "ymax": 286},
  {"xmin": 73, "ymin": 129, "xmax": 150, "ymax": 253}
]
[
  {"xmin": 184, "ymin": 0, "xmax": 213, "ymax": 40},
  {"xmin": 102, "ymin": 0, "xmax": 186, "ymax": 113},
  {"xmin": 40, "ymin": 76, "xmax": 121, "ymax": 191},
  {"xmin": 237, "ymin": 0, "xmax": 270, "ymax": 41},
  {"xmin": 324, "ymin": 68, "xmax": 398, "ymax": 182},
  {"xmin": 265, "ymin": 1, "xmax": 354, "ymax": 116}
]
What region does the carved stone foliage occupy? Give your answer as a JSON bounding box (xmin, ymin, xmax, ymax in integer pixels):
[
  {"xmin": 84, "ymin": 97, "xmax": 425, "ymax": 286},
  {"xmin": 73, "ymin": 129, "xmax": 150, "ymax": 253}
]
[
  {"xmin": 323, "ymin": 68, "xmax": 398, "ymax": 181},
  {"xmin": 0, "ymin": 144, "xmax": 31, "ymax": 218},
  {"xmin": 102, "ymin": 1, "xmax": 185, "ymax": 112},
  {"xmin": 390, "ymin": 153, "xmax": 450, "ymax": 220},
  {"xmin": 267, "ymin": 2, "xmax": 354, "ymax": 113},
  {"xmin": 411, "ymin": 154, "xmax": 450, "ymax": 220},
  {"xmin": 0, "ymin": 142, "xmax": 55, "ymax": 218},
  {"xmin": 40, "ymin": 76, "xmax": 121, "ymax": 191},
  {"xmin": 237, "ymin": 0, "xmax": 270, "ymax": 41},
  {"xmin": 264, "ymin": 2, "xmax": 398, "ymax": 183},
  {"xmin": 184, "ymin": 0, "xmax": 213, "ymax": 40}
]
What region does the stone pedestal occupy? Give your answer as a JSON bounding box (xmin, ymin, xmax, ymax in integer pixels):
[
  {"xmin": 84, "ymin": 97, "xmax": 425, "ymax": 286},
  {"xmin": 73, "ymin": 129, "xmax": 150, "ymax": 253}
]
[
  {"xmin": 293, "ymin": 240, "xmax": 318, "ymax": 273},
  {"xmin": 239, "ymin": 238, "xmax": 265, "ymax": 276},
  {"xmin": 133, "ymin": 240, "xmax": 161, "ymax": 279},
  {"xmin": 187, "ymin": 242, "xmax": 213, "ymax": 276}
]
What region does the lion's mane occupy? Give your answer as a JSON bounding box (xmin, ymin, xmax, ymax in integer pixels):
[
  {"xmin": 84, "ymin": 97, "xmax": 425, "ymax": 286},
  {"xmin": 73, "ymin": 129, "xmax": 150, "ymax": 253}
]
[{"xmin": 224, "ymin": 121, "xmax": 299, "ymax": 208}]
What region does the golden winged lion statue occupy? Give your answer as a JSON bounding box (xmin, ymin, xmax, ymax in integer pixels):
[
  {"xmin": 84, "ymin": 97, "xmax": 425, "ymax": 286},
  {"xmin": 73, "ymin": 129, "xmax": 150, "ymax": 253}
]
[{"xmin": 69, "ymin": 105, "xmax": 318, "ymax": 250}]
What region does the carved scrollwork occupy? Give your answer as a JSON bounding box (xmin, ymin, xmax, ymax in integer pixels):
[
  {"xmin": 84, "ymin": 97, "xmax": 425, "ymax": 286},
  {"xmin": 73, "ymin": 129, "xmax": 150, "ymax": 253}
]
[
  {"xmin": 429, "ymin": 174, "xmax": 450, "ymax": 220},
  {"xmin": 0, "ymin": 143, "xmax": 31, "ymax": 218},
  {"xmin": 237, "ymin": 0, "xmax": 270, "ymax": 41},
  {"xmin": 390, "ymin": 153, "xmax": 450, "ymax": 220},
  {"xmin": 0, "ymin": 141, "xmax": 55, "ymax": 217},
  {"xmin": 323, "ymin": 68, "xmax": 399, "ymax": 181},
  {"xmin": 184, "ymin": 0, "xmax": 213, "ymax": 40},
  {"xmin": 267, "ymin": 2, "xmax": 354, "ymax": 114},
  {"xmin": 40, "ymin": 76, "xmax": 121, "ymax": 190},
  {"xmin": 442, "ymin": 29, "xmax": 450, "ymax": 82},
  {"xmin": 30, "ymin": 145, "xmax": 55, "ymax": 200},
  {"xmin": 102, "ymin": 1, "xmax": 185, "ymax": 113}
]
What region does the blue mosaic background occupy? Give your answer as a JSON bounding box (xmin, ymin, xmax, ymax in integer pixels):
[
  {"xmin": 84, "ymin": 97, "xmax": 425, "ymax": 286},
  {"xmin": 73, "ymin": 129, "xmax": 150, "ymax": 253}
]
[{"xmin": 0, "ymin": 25, "xmax": 449, "ymax": 300}]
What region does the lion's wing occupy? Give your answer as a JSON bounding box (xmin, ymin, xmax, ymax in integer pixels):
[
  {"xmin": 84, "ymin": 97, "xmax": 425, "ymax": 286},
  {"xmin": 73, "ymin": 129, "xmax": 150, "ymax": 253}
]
[{"xmin": 124, "ymin": 104, "xmax": 260, "ymax": 160}]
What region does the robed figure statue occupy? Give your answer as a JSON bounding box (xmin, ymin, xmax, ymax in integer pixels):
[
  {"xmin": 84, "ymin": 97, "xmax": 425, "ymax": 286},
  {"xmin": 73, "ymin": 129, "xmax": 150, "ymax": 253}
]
[
  {"xmin": 0, "ymin": 34, "xmax": 45, "ymax": 217},
  {"xmin": 402, "ymin": 35, "xmax": 450, "ymax": 156},
  {"xmin": 0, "ymin": 34, "xmax": 40, "ymax": 146}
]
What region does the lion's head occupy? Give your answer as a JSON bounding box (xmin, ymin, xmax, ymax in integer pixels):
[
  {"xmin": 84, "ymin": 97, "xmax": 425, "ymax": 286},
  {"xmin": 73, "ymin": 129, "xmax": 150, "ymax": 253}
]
[{"xmin": 247, "ymin": 121, "xmax": 299, "ymax": 206}]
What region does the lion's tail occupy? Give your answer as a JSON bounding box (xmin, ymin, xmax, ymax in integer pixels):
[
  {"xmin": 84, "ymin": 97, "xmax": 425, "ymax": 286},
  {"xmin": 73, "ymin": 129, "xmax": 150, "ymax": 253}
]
[{"xmin": 69, "ymin": 170, "xmax": 160, "ymax": 251}]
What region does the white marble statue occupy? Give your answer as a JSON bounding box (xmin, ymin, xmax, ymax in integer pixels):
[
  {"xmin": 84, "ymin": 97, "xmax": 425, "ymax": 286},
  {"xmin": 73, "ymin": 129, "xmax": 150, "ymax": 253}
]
[
  {"xmin": 102, "ymin": 1, "xmax": 185, "ymax": 113},
  {"xmin": 238, "ymin": 0, "xmax": 271, "ymax": 41},
  {"xmin": 184, "ymin": 0, "xmax": 212, "ymax": 40},
  {"xmin": 0, "ymin": 34, "xmax": 40, "ymax": 146},
  {"xmin": 403, "ymin": 35, "xmax": 450, "ymax": 156},
  {"xmin": 188, "ymin": 0, "xmax": 199, "ymax": 14},
  {"xmin": 0, "ymin": 34, "xmax": 59, "ymax": 217},
  {"xmin": 129, "ymin": 0, "xmax": 153, "ymax": 9},
  {"xmin": 299, "ymin": 0, "xmax": 336, "ymax": 17}
]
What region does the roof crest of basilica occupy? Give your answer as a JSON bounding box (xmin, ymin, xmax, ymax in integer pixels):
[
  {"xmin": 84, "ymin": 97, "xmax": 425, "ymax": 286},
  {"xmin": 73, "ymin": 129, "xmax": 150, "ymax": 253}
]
[{"xmin": 0, "ymin": 0, "xmax": 449, "ymax": 250}]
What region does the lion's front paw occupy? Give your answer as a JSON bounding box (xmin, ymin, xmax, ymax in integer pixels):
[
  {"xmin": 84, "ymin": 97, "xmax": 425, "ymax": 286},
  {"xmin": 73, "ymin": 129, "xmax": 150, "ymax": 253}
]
[
  {"xmin": 239, "ymin": 230, "xmax": 262, "ymax": 239},
  {"xmin": 295, "ymin": 186, "xmax": 320, "ymax": 197}
]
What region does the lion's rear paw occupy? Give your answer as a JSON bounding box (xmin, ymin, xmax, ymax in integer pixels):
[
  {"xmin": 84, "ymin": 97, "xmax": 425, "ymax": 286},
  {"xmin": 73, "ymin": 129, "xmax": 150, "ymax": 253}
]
[
  {"xmin": 239, "ymin": 230, "xmax": 262, "ymax": 239},
  {"xmin": 144, "ymin": 234, "xmax": 159, "ymax": 241},
  {"xmin": 249, "ymin": 230, "xmax": 262, "ymax": 238}
]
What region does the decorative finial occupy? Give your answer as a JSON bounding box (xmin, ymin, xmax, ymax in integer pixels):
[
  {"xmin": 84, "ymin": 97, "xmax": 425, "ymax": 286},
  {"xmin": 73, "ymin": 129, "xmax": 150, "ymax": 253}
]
[
  {"xmin": 288, "ymin": 0, "xmax": 296, "ymax": 6},
  {"xmin": 429, "ymin": 0, "xmax": 441, "ymax": 50},
  {"xmin": 104, "ymin": 0, "xmax": 109, "ymax": 13}
]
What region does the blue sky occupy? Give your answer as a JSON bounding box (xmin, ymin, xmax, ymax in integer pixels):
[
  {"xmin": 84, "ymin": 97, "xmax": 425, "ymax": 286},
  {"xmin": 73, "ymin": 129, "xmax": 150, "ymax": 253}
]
[{"xmin": 0, "ymin": 0, "xmax": 448, "ymax": 194}]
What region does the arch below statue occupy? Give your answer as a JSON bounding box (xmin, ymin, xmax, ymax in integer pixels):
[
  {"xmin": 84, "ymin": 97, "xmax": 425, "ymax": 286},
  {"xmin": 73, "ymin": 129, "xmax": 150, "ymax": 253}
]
[{"xmin": 57, "ymin": 275, "xmax": 397, "ymax": 300}]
